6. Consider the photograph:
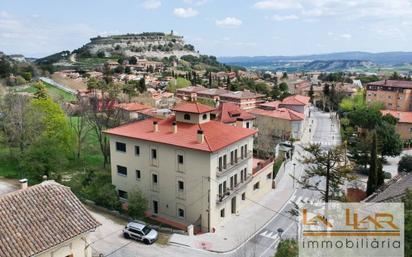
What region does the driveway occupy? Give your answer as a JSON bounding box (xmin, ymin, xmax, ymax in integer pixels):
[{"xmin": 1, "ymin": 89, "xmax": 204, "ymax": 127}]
[{"xmin": 0, "ymin": 178, "xmax": 19, "ymax": 195}]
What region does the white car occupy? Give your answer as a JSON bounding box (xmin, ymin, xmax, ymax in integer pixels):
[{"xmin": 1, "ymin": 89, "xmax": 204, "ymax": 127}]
[{"xmin": 123, "ymin": 221, "xmax": 158, "ymax": 244}]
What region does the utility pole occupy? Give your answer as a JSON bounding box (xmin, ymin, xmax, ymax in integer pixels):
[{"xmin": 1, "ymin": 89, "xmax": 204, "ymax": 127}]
[
  {"xmin": 293, "ymin": 163, "xmax": 296, "ymax": 189},
  {"xmin": 325, "ymin": 150, "xmax": 331, "ymax": 203}
]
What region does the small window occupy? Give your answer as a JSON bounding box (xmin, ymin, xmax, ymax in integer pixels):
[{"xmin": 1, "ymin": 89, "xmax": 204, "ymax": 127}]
[
  {"xmin": 253, "ymin": 182, "xmax": 260, "ymax": 190},
  {"xmin": 184, "ymin": 113, "xmax": 191, "ymax": 120},
  {"xmin": 210, "ymin": 113, "xmax": 216, "ymax": 119},
  {"xmin": 136, "ymin": 170, "xmax": 141, "ymax": 180},
  {"xmin": 246, "ymin": 122, "xmax": 250, "ymax": 128},
  {"xmin": 178, "ymin": 180, "xmax": 184, "ymax": 191},
  {"xmin": 267, "ymin": 172, "xmax": 272, "ymax": 179},
  {"xmin": 116, "ymin": 142, "xmax": 126, "ymax": 152},
  {"xmin": 117, "ymin": 165, "xmax": 127, "ymax": 176},
  {"xmin": 202, "ymin": 114, "xmax": 208, "ymax": 120},
  {"xmin": 118, "ymin": 190, "xmax": 128, "ymax": 199},
  {"xmin": 151, "ymin": 149, "xmax": 157, "ymax": 159},
  {"xmin": 178, "ymin": 208, "xmax": 185, "ymax": 218},
  {"xmin": 242, "ymin": 192, "xmax": 246, "ymax": 200},
  {"xmin": 178, "ymin": 155, "xmax": 184, "ymax": 164},
  {"xmin": 152, "ymin": 174, "xmax": 158, "ymax": 184},
  {"xmin": 135, "ymin": 145, "xmax": 140, "ymax": 156},
  {"xmin": 220, "ymin": 208, "xmax": 225, "ymax": 217}
]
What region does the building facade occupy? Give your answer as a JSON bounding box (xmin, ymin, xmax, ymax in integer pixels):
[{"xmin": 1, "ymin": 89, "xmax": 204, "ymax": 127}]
[
  {"xmin": 105, "ymin": 102, "xmax": 274, "ymax": 232},
  {"xmin": 366, "ymin": 80, "xmax": 412, "ymax": 111}
]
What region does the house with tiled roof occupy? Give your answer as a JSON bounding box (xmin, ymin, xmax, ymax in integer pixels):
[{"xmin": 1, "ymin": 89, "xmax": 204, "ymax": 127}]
[
  {"xmin": 366, "ymin": 80, "xmax": 412, "ymax": 111},
  {"xmin": 0, "ymin": 180, "xmax": 100, "ymax": 257},
  {"xmin": 115, "ymin": 102, "xmax": 152, "ymax": 121},
  {"xmin": 364, "ymin": 173, "xmax": 412, "ymax": 202},
  {"xmin": 211, "ymin": 102, "xmax": 256, "ymax": 128},
  {"xmin": 104, "ymin": 101, "xmax": 275, "ymax": 233},
  {"xmin": 381, "ymin": 110, "xmax": 412, "ymax": 142}
]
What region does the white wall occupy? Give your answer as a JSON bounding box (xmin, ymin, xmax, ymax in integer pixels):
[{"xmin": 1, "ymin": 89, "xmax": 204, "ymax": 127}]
[{"xmin": 35, "ymin": 234, "xmax": 92, "ymax": 257}]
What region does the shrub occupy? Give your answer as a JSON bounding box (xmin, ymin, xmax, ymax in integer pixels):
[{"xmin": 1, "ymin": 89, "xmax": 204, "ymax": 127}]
[
  {"xmin": 398, "ymin": 155, "xmax": 412, "ymax": 173},
  {"xmin": 127, "ymin": 188, "xmax": 148, "ymax": 219},
  {"xmin": 384, "ymin": 172, "xmax": 392, "ymax": 179}
]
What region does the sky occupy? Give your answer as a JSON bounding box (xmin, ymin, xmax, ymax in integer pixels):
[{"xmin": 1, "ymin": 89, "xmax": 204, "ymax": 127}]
[{"xmin": 1, "ymin": 0, "xmax": 412, "ymax": 58}]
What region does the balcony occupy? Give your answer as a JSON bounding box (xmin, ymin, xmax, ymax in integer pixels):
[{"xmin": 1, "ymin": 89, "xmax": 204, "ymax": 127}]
[
  {"xmin": 216, "ymin": 175, "xmax": 252, "ymax": 204},
  {"xmin": 216, "ymin": 151, "xmax": 252, "ymax": 177}
]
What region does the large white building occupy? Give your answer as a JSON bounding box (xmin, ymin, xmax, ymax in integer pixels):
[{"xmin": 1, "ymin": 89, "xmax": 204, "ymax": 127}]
[{"xmin": 105, "ymin": 102, "xmax": 275, "ymax": 232}]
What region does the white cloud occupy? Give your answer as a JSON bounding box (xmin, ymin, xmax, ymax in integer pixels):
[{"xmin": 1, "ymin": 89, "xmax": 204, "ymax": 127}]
[
  {"xmin": 173, "ymin": 7, "xmax": 198, "ymax": 18},
  {"xmin": 270, "ymin": 14, "xmax": 299, "ymax": 21},
  {"xmin": 182, "ymin": 0, "xmax": 208, "ymax": 5},
  {"xmin": 253, "ymin": 0, "xmax": 302, "ymax": 10},
  {"xmin": 328, "ymin": 32, "xmax": 352, "ymax": 40},
  {"xmin": 215, "ymin": 17, "xmax": 242, "ymax": 28},
  {"xmin": 142, "ymin": 0, "xmax": 162, "ymax": 10}
]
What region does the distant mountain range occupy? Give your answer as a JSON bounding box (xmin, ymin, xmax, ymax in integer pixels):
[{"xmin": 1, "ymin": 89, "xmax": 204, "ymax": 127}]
[{"xmin": 218, "ymin": 51, "xmax": 412, "ymax": 71}]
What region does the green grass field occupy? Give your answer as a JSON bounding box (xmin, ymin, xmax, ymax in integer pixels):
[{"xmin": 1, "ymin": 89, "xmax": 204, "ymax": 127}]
[{"xmin": 16, "ymin": 81, "xmax": 76, "ymax": 102}]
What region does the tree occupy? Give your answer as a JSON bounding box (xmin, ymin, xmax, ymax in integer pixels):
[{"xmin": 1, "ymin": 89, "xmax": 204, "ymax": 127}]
[
  {"xmin": 67, "ymin": 99, "xmax": 93, "ymax": 159},
  {"xmin": 138, "ymin": 77, "xmax": 146, "ymax": 93},
  {"xmin": 279, "ymin": 82, "xmax": 288, "ymax": 92},
  {"xmin": 308, "ymin": 85, "xmax": 314, "ymax": 103},
  {"xmin": 295, "ymin": 144, "xmax": 352, "ymax": 202},
  {"xmin": 21, "ymin": 72, "xmax": 32, "ymax": 82},
  {"xmin": 282, "ymin": 72, "xmax": 288, "ymax": 80},
  {"xmin": 389, "ymin": 71, "xmax": 400, "ymax": 80},
  {"xmin": 275, "ymin": 239, "xmax": 298, "ymax": 257},
  {"xmin": 367, "ymin": 132, "xmax": 378, "ymax": 196},
  {"xmin": 398, "ymin": 155, "xmax": 412, "ymax": 173},
  {"xmin": 33, "ymin": 81, "xmax": 48, "ymax": 100},
  {"xmin": 127, "ymin": 189, "xmax": 148, "ymax": 219},
  {"xmin": 129, "ymin": 56, "xmax": 138, "ymax": 65}
]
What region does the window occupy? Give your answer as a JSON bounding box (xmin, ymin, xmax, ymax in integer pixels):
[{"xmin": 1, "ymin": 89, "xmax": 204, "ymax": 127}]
[
  {"xmin": 230, "ymin": 151, "xmax": 234, "ymax": 165},
  {"xmin": 116, "ymin": 142, "xmax": 126, "ymax": 152},
  {"xmin": 223, "ymin": 181, "xmax": 227, "ymax": 194},
  {"xmin": 242, "ymin": 192, "xmax": 246, "ymax": 200},
  {"xmin": 153, "ymin": 200, "xmax": 158, "ymax": 214},
  {"xmin": 220, "ymin": 208, "xmax": 225, "ymax": 217},
  {"xmin": 230, "ymin": 176, "xmax": 234, "ymax": 190},
  {"xmin": 234, "ymin": 149, "xmax": 238, "ymax": 163},
  {"xmin": 218, "ymin": 156, "xmax": 223, "ymax": 171},
  {"xmin": 184, "ymin": 113, "xmax": 191, "ymax": 120},
  {"xmin": 246, "ymin": 122, "xmax": 250, "ymax": 128},
  {"xmin": 244, "ymin": 144, "xmax": 248, "ymax": 156},
  {"xmin": 267, "ymin": 172, "xmax": 272, "ymax": 179},
  {"xmin": 117, "ymin": 165, "xmax": 127, "ymax": 176},
  {"xmin": 118, "ymin": 190, "xmax": 128, "ymax": 199},
  {"xmin": 210, "ymin": 113, "xmax": 216, "ymax": 119},
  {"xmin": 178, "ymin": 208, "xmax": 185, "ymax": 218},
  {"xmin": 136, "ymin": 170, "xmax": 141, "ymax": 180},
  {"xmin": 219, "ymin": 183, "xmax": 223, "ymax": 196},
  {"xmin": 135, "ymin": 145, "xmax": 140, "ymax": 156},
  {"xmin": 178, "ymin": 155, "xmax": 184, "ymax": 164},
  {"xmin": 253, "ymin": 182, "xmax": 260, "ymax": 190},
  {"xmin": 152, "ymin": 174, "xmax": 158, "ymax": 184},
  {"xmin": 202, "ymin": 114, "xmax": 208, "ymax": 120},
  {"xmin": 151, "ymin": 149, "xmax": 157, "ymax": 159},
  {"xmin": 234, "ymin": 174, "xmax": 238, "ymax": 186},
  {"xmin": 178, "ymin": 180, "xmax": 184, "ymax": 191},
  {"xmin": 409, "ymin": 127, "xmax": 412, "ymax": 133}
]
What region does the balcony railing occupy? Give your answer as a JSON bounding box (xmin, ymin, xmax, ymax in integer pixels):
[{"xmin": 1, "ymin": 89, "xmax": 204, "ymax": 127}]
[
  {"xmin": 216, "ymin": 175, "xmax": 252, "ymax": 204},
  {"xmin": 216, "ymin": 151, "xmax": 252, "ymax": 177}
]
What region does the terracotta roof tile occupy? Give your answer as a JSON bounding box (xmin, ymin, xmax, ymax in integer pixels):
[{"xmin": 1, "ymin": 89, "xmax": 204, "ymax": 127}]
[
  {"xmin": 171, "ymin": 102, "xmax": 214, "ymax": 114},
  {"xmin": 249, "ymin": 108, "xmax": 304, "ymax": 121},
  {"xmin": 259, "ymin": 101, "xmax": 281, "ymax": 110},
  {"xmin": 115, "ymin": 102, "xmax": 151, "ymax": 112},
  {"xmin": 0, "ymin": 181, "xmax": 100, "ymax": 257},
  {"xmin": 104, "ymin": 117, "xmax": 256, "ymax": 152},
  {"xmin": 381, "ymin": 110, "xmax": 412, "ymax": 123},
  {"xmin": 280, "ymin": 95, "xmax": 310, "ymax": 106},
  {"xmin": 213, "ymin": 103, "xmax": 255, "ymax": 123},
  {"xmin": 368, "ymin": 80, "xmax": 412, "ymax": 89}
]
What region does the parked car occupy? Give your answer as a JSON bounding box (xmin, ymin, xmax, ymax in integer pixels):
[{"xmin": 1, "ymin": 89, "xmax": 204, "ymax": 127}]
[{"xmin": 123, "ymin": 221, "xmax": 158, "ymax": 244}]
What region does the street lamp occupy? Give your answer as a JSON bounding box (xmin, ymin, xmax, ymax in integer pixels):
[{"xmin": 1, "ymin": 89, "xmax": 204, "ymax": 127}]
[
  {"xmin": 277, "ymin": 228, "xmax": 284, "ymax": 240},
  {"xmin": 293, "ymin": 163, "xmax": 296, "ymax": 189}
]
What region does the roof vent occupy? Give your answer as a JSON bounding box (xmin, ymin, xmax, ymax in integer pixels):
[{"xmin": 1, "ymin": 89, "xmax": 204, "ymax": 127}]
[
  {"xmin": 172, "ymin": 121, "xmax": 177, "ymax": 134},
  {"xmin": 19, "ymin": 179, "xmax": 28, "ymax": 190},
  {"xmin": 197, "ymin": 129, "xmax": 204, "ymax": 144},
  {"xmin": 153, "ymin": 121, "xmax": 159, "ymax": 132}
]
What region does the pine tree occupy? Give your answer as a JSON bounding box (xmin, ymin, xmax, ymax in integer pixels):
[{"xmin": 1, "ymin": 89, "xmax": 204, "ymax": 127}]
[
  {"xmin": 308, "ymin": 84, "xmax": 314, "ymax": 103},
  {"xmin": 367, "ymin": 132, "xmax": 378, "ymax": 196},
  {"xmin": 208, "ymin": 72, "xmax": 212, "ymax": 88}
]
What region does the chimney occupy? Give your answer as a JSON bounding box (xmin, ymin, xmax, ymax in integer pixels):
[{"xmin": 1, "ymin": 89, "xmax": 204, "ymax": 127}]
[
  {"xmin": 19, "ymin": 179, "xmax": 28, "ymax": 190},
  {"xmin": 197, "ymin": 129, "xmax": 204, "ymax": 143},
  {"xmin": 172, "ymin": 121, "xmax": 177, "ymax": 134},
  {"xmin": 153, "ymin": 121, "xmax": 158, "ymax": 132},
  {"xmin": 236, "ymin": 118, "xmax": 243, "ymax": 128}
]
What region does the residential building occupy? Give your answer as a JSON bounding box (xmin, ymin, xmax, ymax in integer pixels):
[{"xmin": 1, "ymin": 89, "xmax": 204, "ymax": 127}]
[
  {"xmin": 381, "ymin": 110, "xmax": 412, "ymax": 142},
  {"xmin": 211, "ymin": 102, "xmax": 256, "ymax": 129},
  {"xmin": 176, "ymin": 86, "xmax": 206, "ymax": 101},
  {"xmin": 366, "ymin": 80, "xmax": 412, "ymax": 111},
  {"xmin": 115, "ymin": 102, "xmax": 152, "ymax": 121},
  {"xmin": 104, "ymin": 102, "xmax": 274, "ymax": 233},
  {"xmin": 0, "ymin": 180, "xmax": 100, "ymax": 257},
  {"xmin": 364, "ymin": 173, "xmax": 412, "ymax": 202}
]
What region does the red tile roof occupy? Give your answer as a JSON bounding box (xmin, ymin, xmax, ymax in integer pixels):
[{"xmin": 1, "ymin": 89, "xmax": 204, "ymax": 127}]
[
  {"xmin": 249, "ymin": 108, "xmax": 304, "ymax": 121},
  {"xmin": 115, "ymin": 102, "xmax": 151, "ymax": 112},
  {"xmin": 104, "ymin": 117, "xmax": 256, "ymax": 152},
  {"xmin": 172, "ymin": 102, "xmax": 214, "ymax": 114},
  {"xmin": 197, "ymin": 88, "xmax": 230, "ymax": 96},
  {"xmin": 259, "ymin": 101, "xmax": 281, "ymax": 109},
  {"xmin": 381, "ymin": 110, "xmax": 412, "ymax": 123},
  {"xmin": 176, "ymin": 86, "xmax": 206, "ymax": 93},
  {"xmin": 280, "ymin": 95, "xmax": 310, "ymax": 106},
  {"xmin": 219, "ymin": 91, "xmax": 265, "ymax": 99},
  {"xmin": 0, "ymin": 181, "xmax": 100, "ymax": 257},
  {"xmin": 368, "ymin": 80, "xmax": 412, "ymax": 89},
  {"xmin": 213, "ymin": 102, "xmax": 255, "ymax": 123}
]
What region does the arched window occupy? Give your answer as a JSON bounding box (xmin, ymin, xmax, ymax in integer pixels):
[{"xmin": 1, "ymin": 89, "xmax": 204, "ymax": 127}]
[
  {"xmin": 184, "ymin": 113, "xmax": 191, "ymax": 120},
  {"xmin": 202, "ymin": 114, "xmax": 208, "ymax": 120}
]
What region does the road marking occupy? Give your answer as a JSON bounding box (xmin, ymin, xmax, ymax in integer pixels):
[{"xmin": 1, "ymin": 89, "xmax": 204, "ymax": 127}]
[
  {"xmin": 295, "ymin": 196, "xmax": 303, "ymax": 204},
  {"xmin": 259, "ymin": 230, "xmax": 280, "ymax": 241},
  {"xmin": 290, "ymin": 194, "xmax": 297, "ymax": 202}
]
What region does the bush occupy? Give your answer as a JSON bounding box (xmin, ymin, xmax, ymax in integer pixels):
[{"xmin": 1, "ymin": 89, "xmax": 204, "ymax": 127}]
[
  {"xmin": 398, "ymin": 155, "xmax": 412, "ymax": 173},
  {"xmin": 275, "ymin": 239, "xmax": 298, "ymax": 257},
  {"xmin": 384, "ymin": 172, "xmax": 392, "ymax": 179},
  {"xmin": 128, "ymin": 188, "xmax": 148, "ymax": 219}
]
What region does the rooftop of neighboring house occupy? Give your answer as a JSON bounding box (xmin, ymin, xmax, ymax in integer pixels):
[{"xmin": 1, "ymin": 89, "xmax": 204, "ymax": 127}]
[
  {"xmin": 176, "ymin": 85, "xmax": 206, "ymax": 93},
  {"xmin": 104, "ymin": 115, "xmax": 257, "ymax": 153},
  {"xmin": 258, "ymin": 101, "xmax": 281, "ymax": 110},
  {"xmin": 280, "ymin": 95, "xmax": 311, "ymax": 106},
  {"xmin": 115, "ymin": 102, "xmax": 151, "ymax": 112},
  {"xmin": 249, "ymin": 108, "xmax": 304, "ymax": 121},
  {"xmin": 381, "ymin": 110, "xmax": 412, "ymax": 124},
  {"xmin": 212, "ymin": 102, "xmax": 255, "ymax": 123},
  {"xmin": 197, "ymin": 88, "xmax": 230, "ymax": 96},
  {"xmin": 367, "ymin": 80, "xmax": 412, "ymax": 89},
  {"xmin": 0, "ymin": 181, "xmax": 100, "ymax": 257},
  {"xmin": 171, "ymin": 101, "xmax": 214, "ymax": 114},
  {"xmin": 364, "ymin": 173, "xmax": 412, "ymax": 202},
  {"xmin": 219, "ymin": 90, "xmax": 265, "ymax": 99}
]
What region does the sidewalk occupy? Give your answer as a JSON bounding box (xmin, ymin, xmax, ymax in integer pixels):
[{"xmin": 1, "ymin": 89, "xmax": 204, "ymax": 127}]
[{"xmin": 169, "ymin": 121, "xmax": 314, "ymax": 253}]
